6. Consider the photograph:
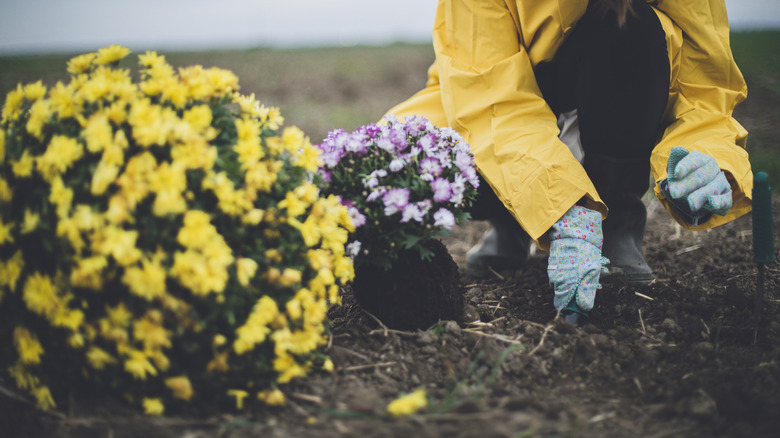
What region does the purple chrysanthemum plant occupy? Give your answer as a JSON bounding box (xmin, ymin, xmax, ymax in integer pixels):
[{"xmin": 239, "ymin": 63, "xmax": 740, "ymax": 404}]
[{"xmin": 317, "ymin": 115, "xmax": 480, "ymax": 270}]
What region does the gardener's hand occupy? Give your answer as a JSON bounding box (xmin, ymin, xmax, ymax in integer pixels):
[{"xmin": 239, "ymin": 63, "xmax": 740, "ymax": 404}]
[
  {"xmin": 665, "ymin": 147, "xmax": 732, "ymax": 217},
  {"xmin": 547, "ymin": 205, "xmax": 608, "ymax": 321}
]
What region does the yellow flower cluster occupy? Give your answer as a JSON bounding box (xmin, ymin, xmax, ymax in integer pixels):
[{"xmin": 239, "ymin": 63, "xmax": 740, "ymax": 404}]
[
  {"xmin": 0, "ymin": 46, "xmax": 354, "ymax": 414},
  {"xmin": 387, "ymin": 388, "xmax": 428, "ymax": 417}
]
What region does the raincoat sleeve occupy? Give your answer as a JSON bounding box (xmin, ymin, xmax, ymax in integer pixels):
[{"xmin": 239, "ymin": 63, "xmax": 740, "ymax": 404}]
[
  {"xmin": 650, "ymin": 1, "xmax": 752, "ymax": 230},
  {"xmin": 427, "ymin": 0, "xmax": 605, "ymax": 242}
]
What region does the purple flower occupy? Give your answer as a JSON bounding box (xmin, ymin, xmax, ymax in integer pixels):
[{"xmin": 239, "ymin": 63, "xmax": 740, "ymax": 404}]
[
  {"xmin": 346, "ymin": 133, "xmax": 368, "ymax": 155},
  {"xmin": 389, "ymin": 157, "xmax": 407, "ymax": 172},
  {"xmin": 419, "ymin": 157, "xmax": 442, "ymax": 178},
  {"xmin": 376, "ymin": 136, "xmax": 395, "ymax": 152},
  {"xmin": 363, "ymin": 169, "xmax": 388, "ymax": 189},
  {"xmin": 382, "ymin": 188, "xmax": 410, "ymax": 216},
  {"xmin": 433, "ymin": 208, "xmax": 456, "ymax": 229},
  {"xmin": 348, "ymin": 206, "xmax": 366, "ymax": 228},
  {"xmin": 346, "ymin": 241, "xmax": 362, "ymax": 258},
  {"xmin": 403, "ymin": 115, "xmax": 428, "ymax": 137},
  {"xmin": 366, "ymin": 187, "xmax": 387, "ymax": 203},
  {"xmin": 401, "ymin": 204, "xmax": 424, "ymax": 223},
  {"xmin": 431, "ymin": 177, "xmax": 453, "ymax": 202},
  {"xmin": 417, "ymin": 133, "xmax": 438, "ymax": 154},
  {"xmin": 449, "ymin": 174, "xmax": 466, "ymax": 204},
  {"xmin": 387, "ymin": 126, "xmax": 408, "ymax": 152}
]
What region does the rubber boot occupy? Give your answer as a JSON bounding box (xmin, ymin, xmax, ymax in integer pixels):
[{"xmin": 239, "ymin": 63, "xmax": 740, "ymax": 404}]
[
  {"xmin": 584, "ymin": 155, "xmax": 654, "ymax": 284},
  {"xmin": 465, "ymin": 213, "xmax": 532, "ymax": 279}
]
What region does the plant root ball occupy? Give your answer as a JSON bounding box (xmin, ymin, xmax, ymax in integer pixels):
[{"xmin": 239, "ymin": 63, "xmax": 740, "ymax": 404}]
[{"xmin": 351, "ymin": 239, "xmax": 464, "ymax": 330}]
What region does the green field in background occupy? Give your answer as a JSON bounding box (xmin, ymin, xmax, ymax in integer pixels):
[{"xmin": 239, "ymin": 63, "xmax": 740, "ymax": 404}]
[{"xmin": 1, "ymin": 30, "xmax": 778, "ymax": 186}]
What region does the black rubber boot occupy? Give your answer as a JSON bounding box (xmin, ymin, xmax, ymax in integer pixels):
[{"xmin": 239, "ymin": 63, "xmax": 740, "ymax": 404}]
[
  {"xmin": 465, "ymin": 214, "xmax": 532, "ymax": 279},
  {"xmin": 584, "ymin": 155, "xmax": 654, "ymax": 284}
]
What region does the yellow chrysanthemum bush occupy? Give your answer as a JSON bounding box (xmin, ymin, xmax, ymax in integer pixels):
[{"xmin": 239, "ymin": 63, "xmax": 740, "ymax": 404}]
[{"xmin": 0, "ymin": 45, "xmax": 354, "ymax": 414}]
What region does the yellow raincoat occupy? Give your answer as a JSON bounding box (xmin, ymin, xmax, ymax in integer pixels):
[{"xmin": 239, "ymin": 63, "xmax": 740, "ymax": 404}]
[{"xmin": 385, "ymin": 0, "xmax": 752, "ymax": 246}]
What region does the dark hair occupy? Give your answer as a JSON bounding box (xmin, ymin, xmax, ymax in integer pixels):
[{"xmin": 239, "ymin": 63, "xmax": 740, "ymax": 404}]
[{"xmin": 593, "ymin": 0, "xmax": 636, "ymax": 28}]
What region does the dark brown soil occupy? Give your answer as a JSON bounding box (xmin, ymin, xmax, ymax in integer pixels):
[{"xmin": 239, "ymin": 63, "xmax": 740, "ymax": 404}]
[{"xmin": 3, "ymin": 196, "xmax": 779, "ymax": 438}]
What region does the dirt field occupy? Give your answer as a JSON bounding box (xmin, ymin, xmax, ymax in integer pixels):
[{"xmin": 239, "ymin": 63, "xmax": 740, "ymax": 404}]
[{"xmin": 1, "ymin": 36, "xmax": 779, "ymax": 437}]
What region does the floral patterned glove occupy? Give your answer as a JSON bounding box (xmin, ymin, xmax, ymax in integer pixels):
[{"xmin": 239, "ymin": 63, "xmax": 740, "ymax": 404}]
[
  {"xmin": 662, "ymin": 147, "xmax": 732, "ymax": 223},
  {"xmin": 547, "ymin": 205, "xmax": 609, "ymax": 315}
]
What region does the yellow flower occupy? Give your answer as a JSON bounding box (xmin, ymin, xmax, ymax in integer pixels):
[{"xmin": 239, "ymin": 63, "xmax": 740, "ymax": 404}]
[
  {"xmin": 86, "ymin": 346, "xmax": 117, "ymax": 370},
  {"xmin": 281, "ymin": 126, "xmax": 305, "ymax": 154},
  {"xmin": 94, "ymin": 45, "xmax": 131, "ymax": 65},
  {"xmin": 257, "ymin": 389, "xmax": 286, "ymax": 406},
  {"xmin": 183, "ymin": 105, "xmax": 212, "ymax": 133},
  {"xmin": 13, "ymin": 326, "xmax": 44, "ymax": 364},
  {"xmin": 25, "ymin": 99, "xmax": 52, "ymax": 139},
  {"xmin": 0, "ymin": 217, "xmax": 13, "ymax": 244},
  {"xmin": 67, "ymin": 52, "xmax": 96, "ymax": 74},
  {"xmin": 142, "ymin": 397, "xmax": 164, "ymax": 416},
  {"xmin": 233, "ymin": 296, "xmax": 278, "ymax": 354},
  {"xmin": 49, "ymin": 176, "xmax": 74, "ymax": 218},
  {"xmin": 70, "ymin": 255, "xmax": 108, "ymax": 290},
  {"xmin": 22, "ymin": 272, "xmax": 59, "ymax": 318},
  {"xmin": 148, "ymin": 161, "xmax": 187, "ymax": 216},
  {"xmin": 213, "ymin": 334, "xmax": 227, "ymax": 347},
  {"xmin": 49, "ymin": 81, "xmax": 81, "ymax": 119},
  {"xmin": 322, "ymin": 358, "xmax": 334, "ymax": 372},
  {"xmin": 0, "ymin": 250, "xmax": 24, "ymax": 291},
  {"xmin": 122, "ymin": 256, "xmax": 167, "ymax": 300},
  {"xmin": 124, "ymin": 350, "xmax": 158, "ymax": 380},
  {"xmin": 0, "ymin": 129, "xmax": 5, "ymax": 162},
  {"xmin": 11, "ymin": 150, "xmax": 34, "ymax": 177},
  {"xmin": 387, "ymin": 388, "xmax": 428, "ymax": 417},
  {"xmin": 8, "ymin": 362, "xmax": 39, "ymax": 390},
  {"xmin": 279, "ymin": 268, "xmax": 302, "ymax": 288},
  {"xmin": 206, "ymin": 351, "xmax": 230, "ymax": 373},
  {"xmin": 227, "ymin": 389, "xmax": 249, "ymax": 410},
  {"xmin": 33, "ymin": 385, "xmax": 56, "ymax": 411},
  {"xmin": 92, "ymin": 225, "xmax": 142, "ymax": 266},
  {"xmin": 235, "ymin": 258, "xmax": 258, "ymax": 287},
  {"xmin": 1, "ymin": 84, "xmax": 24, "ymax": 123},
  {"xmin": 277, "ymin": 192, "xmax": 309, "ymax": 217},
  {"xmin": 165, "ymin": 376, "xmax": 194, "ymax": 401},
  {"xmin": 37, "ymin": 135, "xmax": 84, "ymax": 180},
  {"xmin": 23, "ymin": 81, "xmax": 47, "ymax": 101},
  {"xmin": 21, "ymin": 209, "xmax": 39, "ymax": 234},
  {"xmin": 133, "ymin": 317, "xmax": 172, "ymax": 351},
  {"xmin": 83, "ymin": 112, "xmax": 113, "ymax": 153}
]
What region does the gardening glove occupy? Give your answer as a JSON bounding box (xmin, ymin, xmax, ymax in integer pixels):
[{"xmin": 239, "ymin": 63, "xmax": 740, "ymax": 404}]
[
  {"xmin": 659, "ymin": 147, "xmax": 732, "ymax": 226},
  {"xmin": 547, "ymin": 205, "xmax": 609, "ymax": 322}
]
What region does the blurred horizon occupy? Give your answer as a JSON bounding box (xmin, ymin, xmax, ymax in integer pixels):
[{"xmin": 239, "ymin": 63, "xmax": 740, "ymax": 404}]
[{"xmin": 1, "ymin": 0, "xmax": 779, "ymax": 55}]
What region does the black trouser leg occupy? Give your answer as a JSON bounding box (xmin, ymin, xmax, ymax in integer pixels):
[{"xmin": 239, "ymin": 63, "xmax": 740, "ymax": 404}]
[{"xmin": 533, "ymin": 0, "xmax": 670, "ymax": 283}]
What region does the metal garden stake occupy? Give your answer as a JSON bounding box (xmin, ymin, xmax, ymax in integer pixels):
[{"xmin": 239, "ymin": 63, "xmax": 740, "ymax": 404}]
[{"xmin": 752, "ymin": 172, "xmax": 775, "ymax": 345}]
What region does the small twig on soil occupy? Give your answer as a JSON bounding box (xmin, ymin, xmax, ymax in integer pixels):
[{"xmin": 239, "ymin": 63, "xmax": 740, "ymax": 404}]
[
  {"xmin": 638, "ymin": 309, "xmax": 647, "ymax": 334},
  {"xmin": 465, "ymin": 316, "xmax": 507, "ymax": 330},
  {"xmin": 462, "ymin": 329, "xmax": 524, "ymax": 345},
  {"xmin": 363, "ymin": 310, "xmax": 389, "ymax": 337},
  {"xmin": 674, "ymin": 244, "xmax": 702, "ymax": 256},
  {"xmin": 368, "ymin": 328, "xmax": 419, "ymax": 338},
  {"xmin": 588, "ymin": 411, "xmax": 616, "ymax": 423},
  {"xmin": 289, "ymin": 392, "xmax": 323, "ymax": 405},
  {"xmin": 700, "ymin": 319, "xmax": 711, "ymax": 337},
  {"xmin": 634, "ymin": 377, "xmax": 644, "ymax": 394},
  {"xmin": 529, "ymin": 323, "xmax": 555, "ymax": 356},
  {"xmin": 341, "ymin": 361, "xmax": 397, "ymax": 372},
  {"xmin": 0, "ymin": 384, "xmax": 67, "ymax": 419},
  {"xmin": 488, "ymin": 266, "xmax": 505, "ymax": 280},
  {"xmin": 635, "ymin": 292, "xmax": 655, "ymax": 301},
  {"xmin": 332, "ymin": 345, "xmax": 370, "ymax": 361}
]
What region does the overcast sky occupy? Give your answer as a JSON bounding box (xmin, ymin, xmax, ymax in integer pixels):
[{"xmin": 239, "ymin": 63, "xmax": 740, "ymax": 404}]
[{"xmin": 1, "ymin": 0, "xmax": 778, "ymax": 55}]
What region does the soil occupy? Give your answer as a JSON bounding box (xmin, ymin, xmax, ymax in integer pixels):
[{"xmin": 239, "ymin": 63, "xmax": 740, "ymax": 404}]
[{"xmin": 2, "ymin": 195, "xmax": 779, "ymax": 438}]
